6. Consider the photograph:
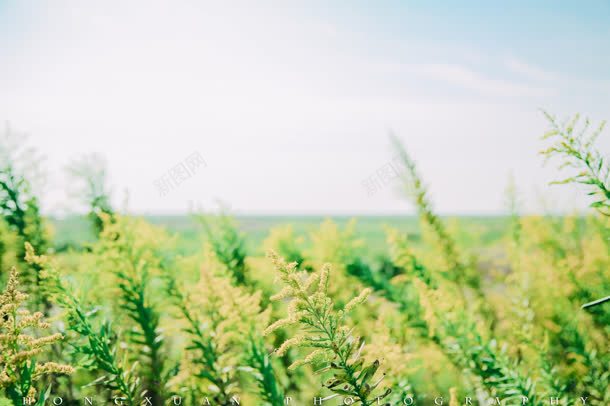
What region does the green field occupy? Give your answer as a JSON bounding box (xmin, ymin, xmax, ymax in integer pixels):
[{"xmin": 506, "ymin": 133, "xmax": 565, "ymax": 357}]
[{"xmin": 50, "ymin": 214, "xmax": 513, "ymax": 258}]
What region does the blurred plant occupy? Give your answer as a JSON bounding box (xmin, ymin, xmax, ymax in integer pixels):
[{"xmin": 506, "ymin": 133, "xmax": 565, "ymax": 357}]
[
  {"xmin": 0, "ymin": 219, "xmax": 19, "ymax": 277},
  {"xmin": 308, "ymin": 219, "xmax": 364, "ymax": 266},
  {"xmin": 386, "ymin": 227, "xmax": 435, "ymax": 287},
  {"xmin": 390, "ymin": 134, "xmax": 480, "ymax": 290},
  {"xmin": 197, "ymin": 213, "xmax": 249, "ymax": 285},
  {"xmin": 245, "ymin": 336, "xmax": 285, "ymax": 406},
  {"xmin": 263, "ymin": 225, "xmax": 305, "ymax": 266},
  {"xmin": 386, "ymin": 227, "xmax": 544, "ymax": 402},
  {"xmin": 538, "ymin": 335, "xmax": 566, "ymax": 399},
  {"xmin": 502, "ymin": 177, "xmax": 540, "ymax": 355},
  {"xmin": 362, "ymin": 314, "xmax": 416, "ymax": 403},
  {"xmin": 505, "ymin": 174, "xmax": 522, "ymax": 252},
  {"xmin": 511, "ymin": 214, "xmax": 609, "ymax": 403},
  {"xmin": 25, "ymin": 243, "xmax": 142, "ymax": 404},
  {"xmin": 0, "ymin": 124, "xmax": 49, "ymax": 295},
  {"xmin": 66, "ymin": 154, "xmax": 114, "ymax": 236},
  {"xmin": 449, "ymin": 387, "xmax": 459, "ymax": 406},
  {"xmin": 379, "ymin": 228, "xmax": 436, "ymax": 334},
  {"xmin": 265, "ymin": 251, "xmax": 391, "ymax": 405},
  {"xmin": 0, "ymin": 267, "xmax": 73, "ymax": 405},
  {"xmin": 313, "ymin": 224, "xmax": 427, "ymax": 335},
  {"xmin": 308, "ymin": 219, "xmax": 386, "ymax": 310},
  {"xmin": 95, "ymin": 215, "xmax": 168, "ymax": 404},
  {"xmin": 551, "ymin": 315, "xmax": 609, "ymax": 403},
  {"xmin": 415, "ymin": 279, "xmax": 540, "ymax": 404},
  {"xmin": 164, "ymin": 248, "xmax": 274, "ymax": 404}
]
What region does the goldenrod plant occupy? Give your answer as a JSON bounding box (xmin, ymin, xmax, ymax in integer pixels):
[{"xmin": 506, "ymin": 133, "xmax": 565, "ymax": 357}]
[
  {"xmin": 308, "ymin": 219, "xmax": 364, "ymax": 266},
  {"xmin": 541, "ymin": 112, "xmax": 610, "ymax": 309},
  {"xmin": 541, "ymin": 112, "xmax": 609, "ymax": 216},
  {"xmin": 265, "ymin": 251, "xmax": 391, "ymax": 405},
  {"xmin": 387, "ymin": 220, "xmax": 550, "ymax": 404},
  {"xmin": 390, "ymin": 135, "xmax": 469, "ymax": 282},
  {"xmin": 385, "ymin": 227, "xmax": 435, "ymax": 288},
  {"xmin": 389, "ymin": 135, "xmax": 486, "ymax": 306},
  {"xmin": 0, "ymin": 219, "xmax": 19, "ymax": 276},
  {"xmin": 25, "ymin": 244, "xmax": 142, "ymax": 404},
  {"xmin": 94, "ymin": 215, "xmax": 169, "ymax": 404},
  {"xmin": 0, "ymin": 267, "xmax": 73, "ymax": 405},
  {"xmin": 164, "ymin": 248, "xmax": 276, "ymax": 404},
  {"xmin": 263, "ymin": 224, "xmax": 305, "ymax": 266},
  {"xmin": 414, "ymin": 279, "xmax": 542, "ymax": 405},
  {"xmin": 361, "ymin": 313, "xmax": 416, "ymax": 403},
  {"xmin": 0, "ymin": 127, "xmax": 49, "ymax": 303},
  {"xmin": 307, "ymin": 219, "xmax": 385, "ymax": 312},
  {"xmin": 245, "ymin": 336, "xmax": 285, "ymax": 406},
  {"xmin": 197, "ymin": 212, "xmax": 250, "ymax": 285}
]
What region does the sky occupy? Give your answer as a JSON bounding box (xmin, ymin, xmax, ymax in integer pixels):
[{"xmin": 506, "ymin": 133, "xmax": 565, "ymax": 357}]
[{"xmin": 1, "ymin": 0, "xmax": 609, "ymax": 215}]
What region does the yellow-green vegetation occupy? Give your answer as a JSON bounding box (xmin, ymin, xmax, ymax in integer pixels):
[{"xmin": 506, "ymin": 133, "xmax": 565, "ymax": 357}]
[
  {"xmin": 0, "ymin": 267, "xmax": 73, "ymax": 405},
  {"xmin": 264, "ymin": 251, "xmax": 386, "ymax": 405},
  {"xmin": 0, "ymin": 113, "xmax": 607, "ymax": 405}
]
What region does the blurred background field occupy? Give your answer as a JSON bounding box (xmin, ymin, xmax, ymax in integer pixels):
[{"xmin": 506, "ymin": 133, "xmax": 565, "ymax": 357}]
[{"xmin": 50, "ymin": 214, "xmax": 512, "ymax": 257}]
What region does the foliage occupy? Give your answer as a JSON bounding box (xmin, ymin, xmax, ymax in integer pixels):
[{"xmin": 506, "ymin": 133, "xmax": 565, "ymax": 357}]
[
  {"xmin": 66, "ymin": 154, "xmax": 114, "ymax": 236},
  {"xmin": 197, "ymin": 213, "xmax": 250, "ymax": 285},
  {"xmin": 541, "ymin": 112, "xmax": 609, "ymax": 215},
  {"xmin": 245, "ymin": 336, "xmax": 285, "ymax": 406},
  {"xmin": 0, "ymin": 112, "xmax": 607, "ymax": 404},
  {"xmin": 94, "ymin": 215, "xmax": 168, "ymax": 403},
  {"xmin": 263, "ymin": 225, "xmax": 305, "ymax": 266},
  {"xmin": 25, "ymin": 244, "xmax": 142, "ymax": 404},
  {"xmin": 0, "ymin": 219, "xmax": 19, "ymax": 276},
  {"xmin": 390, "ymin": 134, "xmax": 480, "ymax": 290},
  {"xmin": 0, "ymin": 126, "xmax": 49, "ymax": 297},
  {"xmin": 541, "ymin": 112, "xmax": 610, "ymax": 309},
  {"xmin": 265, "ymin": 251, "xmax": 391, "ymax": 405},
  {"xmin": 0, "ymin": 267, "xmax": 73, "ymax": 405},
  {"xmin": 164, "ymin": 248, "xmax": 273, "ymax": 404},
  {"xmin": 415, "ymin": 278, "xmax": 541, "ymax": 405}
]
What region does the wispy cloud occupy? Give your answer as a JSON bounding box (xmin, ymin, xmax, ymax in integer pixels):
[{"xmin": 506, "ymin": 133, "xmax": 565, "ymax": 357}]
[
  {"xmin": 503, "ymin": 56, "xmax": 610, "ymax": 99},
  {"xmin": 405, "ymin": 63, "xmax": 551, "ymax": 98},
  {"xmin": 504, "ymin": 57, "xmax": 558, "ymax": 82}
]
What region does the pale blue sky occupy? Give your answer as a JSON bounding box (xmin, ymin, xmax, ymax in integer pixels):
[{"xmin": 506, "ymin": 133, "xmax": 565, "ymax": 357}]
[{"xmin": 1, "ymin": 1, "xmax": 609, "ymax": 215}]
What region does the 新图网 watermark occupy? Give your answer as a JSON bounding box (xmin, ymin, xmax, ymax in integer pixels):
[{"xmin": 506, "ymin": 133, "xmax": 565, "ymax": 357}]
[
  {"xmin": 361, "ymin": 155, "xmax": 407, "ymax": 196},
  {"xmin": 153, "ymin": 151, "xmax": 207, "ymax": 197}
]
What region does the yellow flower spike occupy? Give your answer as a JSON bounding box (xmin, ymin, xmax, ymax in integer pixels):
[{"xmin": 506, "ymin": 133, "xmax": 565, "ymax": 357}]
[
  {"xmin": 449, "ymin": 388, "xmax": 458, "ymax": 406},
  {"xmin": 344, "ymin": 288, "xmax": 371, "ymax": 314},
  {"xmin": 0, "ymin": 267, "xmax": 73, "ymax": 399},
  {"xmin": 24, "ymin": 242, "xmax": 47, "ymax": 267},
  {"xmin": 318, "ymin": 264, "xmax": 330, "ymax": 293},
  {"xmin": 275, "ymin": 335, "xmax": 305, "ymax": 357},
  {"xmin": 303, "ymin": 272, "xmax": 320, "ymax": 292},
  {"xmin": 34, "ymin": 362, "xmax": 76, "ymax": 378},
  {"xmin": 263, "ymin": 317, "xmax": 293, "ymax": 336},
  {"xmin": 270, "ymin": 286, "xmax": 295, "ymax": 301},
  {"xmin": 265, "ymin": 252, "xmax": 385, "ymax": 405}
]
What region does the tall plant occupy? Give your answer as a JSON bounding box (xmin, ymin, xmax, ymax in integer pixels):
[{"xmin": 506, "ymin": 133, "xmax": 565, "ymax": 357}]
[
  {"xmin": 66, "ymin": 154, "xmax": 114, "ymax": 236},
  {"xmin": 0, "ymin": 267, "xmax": 74, "ymax": 405},
  {"xmin": 0, "ymin": 124, "xmax": 48, "ymax": 294},
  {"xmin": 25, "ymin": 243, "xmax": 142, "ymax": 404},
  {"xmin": 541, "ymin": 112, "xmax": 609, "ymax": 308},
  {"xmin": 265, "ymin": 251, "xmax": 390, "ymax": 405}
]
